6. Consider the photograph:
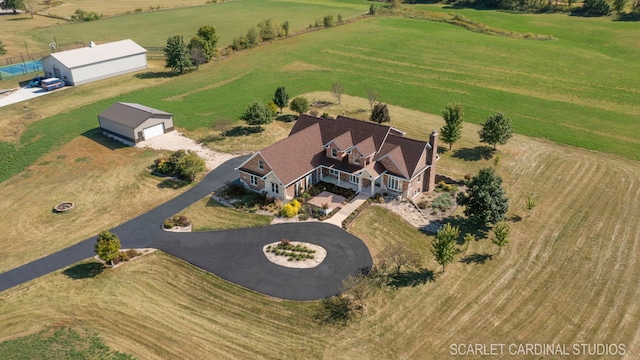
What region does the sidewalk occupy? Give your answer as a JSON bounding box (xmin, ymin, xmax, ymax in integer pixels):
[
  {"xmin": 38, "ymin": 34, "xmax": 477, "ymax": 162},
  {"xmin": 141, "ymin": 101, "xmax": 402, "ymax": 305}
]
[{"xmin": 323, "ymin": 192, "xmax": 370, "ymax": 227}]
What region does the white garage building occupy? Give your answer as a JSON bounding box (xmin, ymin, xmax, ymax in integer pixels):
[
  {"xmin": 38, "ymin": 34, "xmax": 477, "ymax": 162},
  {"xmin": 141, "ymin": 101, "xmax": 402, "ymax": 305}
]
[
  {"xmin": 98, "ymin": 102, "xmax": 174, "ymax": 144},
  {"xmin": 41, "ymin": 39, "xmax": 147, "ymax": 86}
]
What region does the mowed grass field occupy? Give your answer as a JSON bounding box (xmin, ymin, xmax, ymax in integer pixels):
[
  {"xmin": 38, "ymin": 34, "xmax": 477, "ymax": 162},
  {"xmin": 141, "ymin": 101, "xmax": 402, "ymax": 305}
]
[
  {"xmin": 1, "ymin": 9, "xmax": 639, "ymax": 184},
  {"xmin": 1, "ymin": 98, "xmax": 639, "ymax": 358}
]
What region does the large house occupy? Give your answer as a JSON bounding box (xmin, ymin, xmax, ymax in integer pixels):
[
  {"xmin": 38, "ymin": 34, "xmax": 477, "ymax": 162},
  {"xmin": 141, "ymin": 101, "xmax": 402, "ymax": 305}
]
[{"xmin": 236, "ymin": 115, "xmax": 439, "ymax": 201}]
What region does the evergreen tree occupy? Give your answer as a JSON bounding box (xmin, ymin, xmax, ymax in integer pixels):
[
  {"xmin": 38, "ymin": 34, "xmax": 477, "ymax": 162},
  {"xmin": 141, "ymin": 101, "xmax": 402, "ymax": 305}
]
[
  {"xmin": 440, "ymin": 102, "xmax": 464, "ymax": 150},
  {"xmin": 370, "ymin": 103, "xmax": 391, "ymax": 124},
  {"xmin": 273, "ymin": 86, "xmax": 289, "ymax": 113},
  {"xmin": 457, "ymin": 168, "xmax": 509, "ymax": 225},
  {"xmin": 164, "ymin": 35, "xmax": 192, "ymax": 74}
]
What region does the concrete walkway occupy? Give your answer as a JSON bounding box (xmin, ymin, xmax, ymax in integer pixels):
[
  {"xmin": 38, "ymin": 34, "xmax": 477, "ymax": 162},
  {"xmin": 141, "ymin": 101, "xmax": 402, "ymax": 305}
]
[
  {"xmin": 0, "ymin": 155, "xmax": 373, "ymax": 300},
  {"xmin": 323, "ymin": 191, "xmax": 370, "ymax": 226}
]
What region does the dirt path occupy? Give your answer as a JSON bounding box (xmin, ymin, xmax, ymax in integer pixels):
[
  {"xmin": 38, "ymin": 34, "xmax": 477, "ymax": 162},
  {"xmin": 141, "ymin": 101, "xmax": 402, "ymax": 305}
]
[{"xmin": 136, "ymin": 131, "xmax": 234, "ymax": 172}]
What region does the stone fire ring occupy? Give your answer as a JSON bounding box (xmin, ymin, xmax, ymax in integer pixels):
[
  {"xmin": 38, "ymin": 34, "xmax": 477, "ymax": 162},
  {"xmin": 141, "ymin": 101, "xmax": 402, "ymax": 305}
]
[{"xmin": 54, "ymin": 202, "xmax": 75, "ymax": 213}]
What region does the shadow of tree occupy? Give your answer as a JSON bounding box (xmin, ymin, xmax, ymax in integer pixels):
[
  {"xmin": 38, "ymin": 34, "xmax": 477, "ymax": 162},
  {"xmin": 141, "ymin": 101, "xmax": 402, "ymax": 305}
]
[
  {"xmin": 459, "ymin": 253, "xmax": 493, "ymax": 265},
  {"xmin": 157, "ymin": 178, "xmax": 190, "ymax": 189},
  {"xmin": 452, "ymin": 146, "xmax": 494, "ymax": 161},
  {"xmin": 134, "ymin": 71, "xmax": 180, "ymax": 79},
  {"xmin": 276, "ymin": 114, "xmax": 297, "ymax": 122},
  {"xmin": 445, "ymin": 215, "xmax": 488, "ymax": 243},
  {"xmin": 510, "ymin": 214, "xmax": 523, "ymax": 222},
  {"xmin": 224, "ymin": 126, "xmax": 264, "ymax": 137},
  {"xmin": 63, "ymin": 262, "xmax": 104, "ymax": 279},
  {"xmin": 387, "ymin": 268, "xmax": 435, "ymax": 288}
]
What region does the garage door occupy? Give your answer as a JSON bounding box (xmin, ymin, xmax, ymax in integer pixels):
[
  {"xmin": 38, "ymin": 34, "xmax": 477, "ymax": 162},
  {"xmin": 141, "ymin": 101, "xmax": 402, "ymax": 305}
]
[{"xmin": 143, "ymin": 123, "xmax": 164, "ymax": 140}]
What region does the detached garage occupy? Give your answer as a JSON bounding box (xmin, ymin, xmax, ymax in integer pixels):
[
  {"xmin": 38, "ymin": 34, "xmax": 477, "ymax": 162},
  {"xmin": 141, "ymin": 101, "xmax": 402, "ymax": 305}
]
[
  {"xmin": 41, "ymin": 39, "xmax": 147, "ymax": 86},
  {"xmin": 98, "ymin": 102, "xmax": 174, "ymax": 144}
]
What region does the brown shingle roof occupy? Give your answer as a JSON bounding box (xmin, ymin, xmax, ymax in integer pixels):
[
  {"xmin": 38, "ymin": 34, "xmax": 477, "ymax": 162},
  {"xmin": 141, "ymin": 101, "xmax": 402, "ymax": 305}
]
[
  {"xmin": 254, "ymin": 123, "xmax": 325, "ymax": 186},
  {"xmin": 260, "ymin": 114, "xmax": 433, "ymax": 185},
  {"xmin": 98, "ymin": 102, "xmax": 172, "ymax": 129}
]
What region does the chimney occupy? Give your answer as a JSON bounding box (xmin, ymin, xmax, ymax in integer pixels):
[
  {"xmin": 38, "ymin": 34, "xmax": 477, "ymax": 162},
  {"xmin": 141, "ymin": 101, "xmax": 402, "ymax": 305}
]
[{"xmin": 425, "ymin": 129, "xmax": 438, "ymax": 192}]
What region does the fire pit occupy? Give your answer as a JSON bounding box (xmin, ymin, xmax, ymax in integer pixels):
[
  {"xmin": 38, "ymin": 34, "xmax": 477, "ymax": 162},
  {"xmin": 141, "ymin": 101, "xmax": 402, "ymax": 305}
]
[{"xmin": 54, "ymin": 202, "xmax": 75, "ymax": 213}]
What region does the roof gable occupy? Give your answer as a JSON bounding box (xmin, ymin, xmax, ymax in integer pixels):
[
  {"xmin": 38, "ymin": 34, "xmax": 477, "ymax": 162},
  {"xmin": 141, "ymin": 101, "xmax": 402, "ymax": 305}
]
[
  {"xmin": 98, "ymin": 102, "xmax": 171, "ymax": 129},
  {"xmin": 45, "ymin": 39, "xmax": 146, "ymax": 69}
]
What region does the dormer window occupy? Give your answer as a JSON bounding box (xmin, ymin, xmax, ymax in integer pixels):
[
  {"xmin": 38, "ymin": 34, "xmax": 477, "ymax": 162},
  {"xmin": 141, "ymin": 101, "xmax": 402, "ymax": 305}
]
[
  {"xmin": 353, "ymin": 152, "xmax": 360, "ymax": 164},
  {"xmin": 258, "ymin": 160, "xmax": 264, "ymax": 170},
  {"xmin": 331, "ymin": 148, "xmax": 338, "ymax": 158}
]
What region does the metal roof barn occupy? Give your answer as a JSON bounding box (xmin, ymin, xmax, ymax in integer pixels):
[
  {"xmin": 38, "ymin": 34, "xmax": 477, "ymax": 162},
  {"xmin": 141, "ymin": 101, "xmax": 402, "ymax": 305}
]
[
  {"xmin": 41, "ymin": 39, "xmax": 147, "ymax": 86},
  {"xmin": 98, "ymin": 102, "xmax": 174, "ymax": 144}
]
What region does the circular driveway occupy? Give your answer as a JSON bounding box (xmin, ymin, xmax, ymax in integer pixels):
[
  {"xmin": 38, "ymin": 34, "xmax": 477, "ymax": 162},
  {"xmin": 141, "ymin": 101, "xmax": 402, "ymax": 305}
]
[{"xmin": 156, "ymin": 222, "xmax": 373, "ymax": 301}]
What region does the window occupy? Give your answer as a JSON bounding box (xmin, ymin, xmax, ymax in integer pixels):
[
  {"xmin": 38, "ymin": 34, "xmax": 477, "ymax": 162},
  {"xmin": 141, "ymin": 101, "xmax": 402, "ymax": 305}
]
[
  {"xmin": 258, "ymin": 160, "xmax": 264, "ymax": 170},
  {"xmin": 329, "ymin": 169, "xmax": 339, "ymax": 177},
  {"xmin": 250, "ymin": 175, "xmax": 258, "ymax": 186},
  {"xmin": 387, "ymin": 177, "xmax": 401, "ymax": 191},
  {"xmin": 349, "ymin": 174, "xmax": 359, "ymax": 184},
  {"xmin": 353, "ymin": 152, "xmax": 360, "ymax": 164},
  {"xmin": 331, "ymin": 148, "xmax": 338, "ymax": 158},
  {"xmin": 271, "ymin": 183, "xmax": 279, "ymax": 194}
]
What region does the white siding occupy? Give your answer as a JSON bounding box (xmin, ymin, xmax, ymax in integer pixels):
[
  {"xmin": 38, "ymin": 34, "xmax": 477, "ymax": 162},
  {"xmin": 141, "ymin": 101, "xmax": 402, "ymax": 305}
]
[{"xmin": 69, "ymin": 54, "xmax": 147, "ymax": 85}]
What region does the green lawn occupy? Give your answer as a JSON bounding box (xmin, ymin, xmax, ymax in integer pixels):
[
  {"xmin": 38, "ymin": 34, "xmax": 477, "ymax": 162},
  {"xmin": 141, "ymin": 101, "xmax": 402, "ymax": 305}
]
[
  {"xmin": 2, "ymin": 9, "xmax": 639, "ymax": 184},
  {"xmin": 179, "ymin": 197, "xmax": 273, "ymax": 231}
]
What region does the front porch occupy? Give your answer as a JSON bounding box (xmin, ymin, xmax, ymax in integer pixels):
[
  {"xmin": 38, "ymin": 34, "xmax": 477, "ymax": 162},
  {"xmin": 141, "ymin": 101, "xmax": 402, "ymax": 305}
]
[{"xmin": 319, "ymin": 166, "xmax": 380, "ymax": 197}]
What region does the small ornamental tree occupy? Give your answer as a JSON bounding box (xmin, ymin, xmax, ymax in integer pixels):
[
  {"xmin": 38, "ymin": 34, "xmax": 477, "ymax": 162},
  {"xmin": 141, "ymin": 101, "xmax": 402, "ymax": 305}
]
[
  {"xmin": 492, "ymin": 221, "xmax": 510, "ymax": 254},
  {"xmin": 0, "ymin": 40, "xmax": 6, "ymax": 55},
  {"xmin": 478, "ymin": 112, "xmax": 513, "ymax": 150},
  {"xmin": 331, "ymin": 82, "xmax": 344, "ymax": 104},
  {"xmin": 164, "ymin": 35, "xmax": 192, "ymax": 74},
  {"xmin": 241, "ymin": 101, "xmax": 273, "ymax": 129},
  {"xmin": 367, "ymin": 90, "xmax": 379, "ymax": 110},
  {"xmin": 526, "ymin": 192, "xmax": 537, "ymax": 216},
  {"xmin": 386, "ymin": 243, "xmax": 420, "ymax": 274},
  {"xmin": 95, "ymin": 231, "xmax": 121, "ymax": 267},
  {"xmin": 432, "ymin": 223, "xmax": 460, "ymax": 273},
  {"xmin": 188, "ymin": 36, "xmax": 213, "ymax": 63},
  {"xmin": 273, "ymin": 86, "xmax": 290, "ymax": 113},
  {"xmin": 440, "ymin": 102, "xmax": 464, "ymax": 150},
  {"xmin": 457, "ymin": 167, "xmax": 509, "ymax": 225},
  {"xmin": 370, "ymin": 103, "xmax": 390, "ymax": 124},
  {"xmin": 289, "ymin": 97, "xmax": 310, "ymax": 115},
  {"xmin": 189, "ymin": 46, "xmax": 207, "ymax": 69}
]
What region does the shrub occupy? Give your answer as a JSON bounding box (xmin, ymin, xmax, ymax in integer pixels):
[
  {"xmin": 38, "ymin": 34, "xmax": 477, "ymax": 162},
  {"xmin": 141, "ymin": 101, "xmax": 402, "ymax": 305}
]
[
  {"xmin": 299, "ymin": 213, "xmax": 310, "ymax": 221},
  {"xmin": 432, "ymin": 193, "xmax": 454, "ymax": 212},
  {"xmin": 126, "ymin": 249, "xmax": 138, "ymax": 258},
  {"xmin": 280, "ymin": 204, "xmax": 297, "ymax": 218},
  {"xmin": 291, "ymin": 199, "xmax": 302, "ymax": 211},
  {"xmin": 280, "ymin": 238, "xmax": 291, "ymax": 246},
  {"xmin": 417, "ymin": 201, "xmax": 427, "ymax": 209},
  {"xmin": 163, "ymin": 219, "xmax": 175, "ymax": 229},
  {"xmin": 323, "ymin": 15, "xmax": 335, "ymax": 27},
  {"xmin": 119, "ymin": 251, "xmax": 130, "ymax": 261}
]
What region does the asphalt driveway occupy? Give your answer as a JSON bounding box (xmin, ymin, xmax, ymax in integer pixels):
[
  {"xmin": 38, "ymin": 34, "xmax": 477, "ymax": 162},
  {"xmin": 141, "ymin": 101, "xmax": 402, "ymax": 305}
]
[{"xmin": 0, "ymin": 156, "xmax": 373, "ymax": 300}]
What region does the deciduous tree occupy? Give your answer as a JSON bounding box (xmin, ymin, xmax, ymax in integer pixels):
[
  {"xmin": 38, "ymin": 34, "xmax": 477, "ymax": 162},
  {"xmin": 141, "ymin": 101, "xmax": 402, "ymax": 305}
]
[
  {"xmin": 94, "ymin": 231, "xmax": 121, "ymax": 267},
  {"xmin": 241, "ymin": 101, "xmax": 273, "ymax": 129},
  {"xmin": 0, "ymin": 40, "xmax": 6, "ymax": 55},
  {"xmin": 0, "ymin": 0, "xmax": 25, "ymax": 14},
  {"xmin": 526, "ymin": 192, "xmax": 537, "ymax": 216},
  {"xmin": 342, "ymin": 273, "xmax": 372, "ymax": 310},
  {"xmin": 479, "ymin": 112, "xmax": 513, "ymax": 150},
  {"xmin": 196, "ymin": 25, "xmax": 219, "ymax": 57},
  {"xmin": 331, "ymin": 82, "xmax": 344, "ymax": 104},
  {"xmin": 164, "ymin": 35, "xmax": 192, "ymax": 74},
  {"xmin": 370, "ymin": 103, "xmax": 390, "ymax": 124},
  {"xmin": 367, "ymin": 90, "xmax": 379, "ymax": 110},
  {"xmin": 246, "ymin": 27, "xmax": 260, "ymax": 48},
  {"xmin": 188, "ymin": 46, "xmax": 207, "ymax": 69},
  {"xmin": 432, "ymin": 223, "xmax": 460, "ymax": 273},
  {"xmin": 188, "ymin": 36, "xmax": 213, "ymax": 63},
  {"xmin": 386, "ymin": 243, "xmax": 420, "ymax": 274},
  {"xmin": 289, "ymin": 97, "xmax": 310, "ymax": 115},
  {"xmin": 492, "ymin": 221, "xmax": 510, "ymax": 254},
  {"xmin": 440, "ymin": 102, "xmax": 464, "ymax": 150},
  {"xmin": 457, "ymin": 167, "xmax": 509, "ymax": 225},
  {"xmin": 176, "ymin": 151, "xmax": 206, "ymax": 182},
  {"xmin": 273, "ymin": 86, "xmax": 289, "ymax": 113}
]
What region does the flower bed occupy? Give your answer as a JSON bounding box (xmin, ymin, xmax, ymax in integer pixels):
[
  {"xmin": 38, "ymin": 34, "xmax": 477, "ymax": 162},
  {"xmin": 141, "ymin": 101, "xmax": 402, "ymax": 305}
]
[{"xmin": 263, "ymin": 239, "xmax": 327, "ymax": 269}]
